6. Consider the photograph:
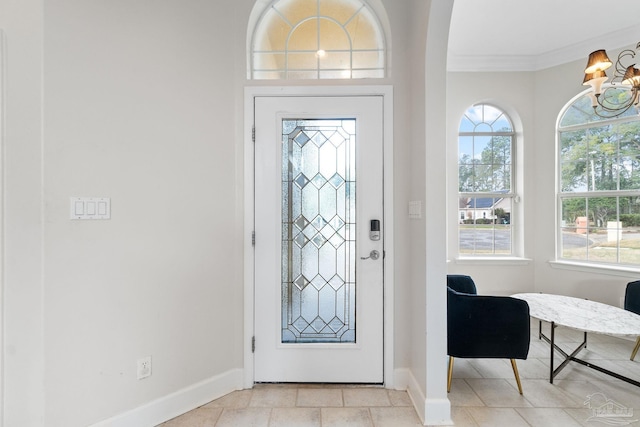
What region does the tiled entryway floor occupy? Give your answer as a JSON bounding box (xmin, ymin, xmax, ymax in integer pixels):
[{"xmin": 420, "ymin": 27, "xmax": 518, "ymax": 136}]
[
  {"xmin": 160, "ymin": 385, "xmax": 420, "ymax": 427},
  {"xmin": 160, "ymin": 321, "xmax": 640, "ymax": 426}
]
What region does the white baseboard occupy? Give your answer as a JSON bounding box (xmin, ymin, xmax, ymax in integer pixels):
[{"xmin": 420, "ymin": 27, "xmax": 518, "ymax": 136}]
[
  {"xmin": 395, "ymin": 368, "xmax": 452, "ymax": 426},
  {"xmin": 424, "ymin": 397, "xmax": 453, "ymax": 426},
  {"xmin": 401, "ymin": 368, "xmax": 426, "ymax": 424},
  {"xmin": 392, "ymin": 368, "xmax": 411, "ymax": 391},
  {"xmin": 90, "ymin": 368, "xmax": 244, "ymax": 427}
]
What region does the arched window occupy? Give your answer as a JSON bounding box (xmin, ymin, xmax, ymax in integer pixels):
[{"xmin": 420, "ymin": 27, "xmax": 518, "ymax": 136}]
[
  {"xmin": 557, "ymin": 92, "xmax": 640, "ymax": 267},
  {"xmin": 249, "ymin": 0, "xmax": 386, "ymax": 79},
  {"xmin": 458, "ymin": 104, "xmax": 516, "ymax": 256}
]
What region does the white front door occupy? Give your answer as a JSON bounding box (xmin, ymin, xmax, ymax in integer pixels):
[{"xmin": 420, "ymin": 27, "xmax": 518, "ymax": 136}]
[{"xmin": 253, "ymin": 95, "xmax": 384, "ymax": 383}]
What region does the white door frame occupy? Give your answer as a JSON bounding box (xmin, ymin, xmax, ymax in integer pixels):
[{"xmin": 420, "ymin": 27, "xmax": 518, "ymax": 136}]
[
  {"xmin": 0, "ymin": 29, "xmax": 6, "ymax": 424},
  {"xmin": 243, "ymin": 85, "xmax": 394, "ymax": 388}
]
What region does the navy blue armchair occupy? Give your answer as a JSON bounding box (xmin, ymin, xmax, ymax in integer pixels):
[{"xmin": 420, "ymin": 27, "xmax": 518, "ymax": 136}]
[
  {"xmin": 447, "ymin": 275, "xmax": 530, "ymax": 394},
  {"xmin": 625, "ymin": 280, "xmax": 640, "ymax": 361}
]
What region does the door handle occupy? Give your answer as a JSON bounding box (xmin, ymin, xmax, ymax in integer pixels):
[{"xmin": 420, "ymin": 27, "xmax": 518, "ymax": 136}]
[{"xmin": 361, "ymin": 250, "xmax": 380, "ymax": 260}]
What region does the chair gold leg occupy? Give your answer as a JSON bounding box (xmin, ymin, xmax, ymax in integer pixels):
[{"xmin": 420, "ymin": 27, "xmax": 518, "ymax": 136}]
[
  {"xmin": 447, "ymin": 356, "xmax": 454, "ymax": 393},
  {"xmin": 631, "ymin": 337, "xmax": 640, "ymax": 361},
  {"xmin": 510, "ymin": 359, "xmax": 523, "ymax": 395}
]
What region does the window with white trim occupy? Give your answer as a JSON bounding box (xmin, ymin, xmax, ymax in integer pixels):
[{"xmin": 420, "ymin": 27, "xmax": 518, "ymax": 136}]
[
  {"xmin": 558, "ymin": 92, "xmax": 640, "ymax": 267},
  {"xmin": 250, "ymin": 0, "xmax": 386, "ymax": 79},
  {"xmin": 458, "ymin": 104, "xmax": 516, "ymax": 256}
]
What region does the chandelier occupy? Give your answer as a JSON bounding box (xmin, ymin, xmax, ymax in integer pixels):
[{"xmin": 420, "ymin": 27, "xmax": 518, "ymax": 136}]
[{"xmin": 582, "ymin": 41, "xmax": 640, "ymax": 118}]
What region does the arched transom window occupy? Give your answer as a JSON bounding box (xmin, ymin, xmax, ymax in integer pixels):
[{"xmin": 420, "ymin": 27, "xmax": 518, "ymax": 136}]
[{"xmin": 250, "ymin": 0, "xmax": 386, "ymax": 80}]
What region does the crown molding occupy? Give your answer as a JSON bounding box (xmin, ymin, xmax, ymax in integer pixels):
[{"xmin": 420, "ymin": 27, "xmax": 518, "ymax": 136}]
[{"xmin": 448, "ymin": 24, "xmax": 640, "ymax": 72}]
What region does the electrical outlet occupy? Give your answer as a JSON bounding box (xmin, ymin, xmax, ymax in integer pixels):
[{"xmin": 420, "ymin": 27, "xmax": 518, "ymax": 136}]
[{"xmin": 137, "ymin": 356, "xmax": 152, "ymax": 380}]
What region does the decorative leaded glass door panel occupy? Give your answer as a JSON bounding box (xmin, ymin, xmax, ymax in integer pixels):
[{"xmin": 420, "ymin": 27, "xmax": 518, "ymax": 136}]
[{"xmin": 254, "ymin": 96, "xmax": 383, "ymax": 383}]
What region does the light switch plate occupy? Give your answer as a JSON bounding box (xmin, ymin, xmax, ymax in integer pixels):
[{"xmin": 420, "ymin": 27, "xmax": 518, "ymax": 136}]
[
  {"xmin": 409, "ymin": 201, "xmax": 422, "ymax": 219},
  {"xmin": 70, "ymin": 197, "xmax": 111, "ymax": 220}
]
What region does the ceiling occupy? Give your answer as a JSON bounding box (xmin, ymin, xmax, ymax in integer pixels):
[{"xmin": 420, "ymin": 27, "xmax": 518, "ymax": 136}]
[{"xmin": 447, "ymin": 0, "xmax": 640, "ymax": 72}]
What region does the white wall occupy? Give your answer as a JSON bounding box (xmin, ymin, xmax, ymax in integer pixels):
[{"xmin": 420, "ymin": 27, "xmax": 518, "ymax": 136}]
[
  {"xmin": 41, "ymin": 1, "xmax": 248, "ymax": 425},
  {"xmin": 0, "ymin": 1, "xmax": 45, "ymax": 426},
  {"xmin": 383, "ymin": 0, "xmax": 413, "ymax": 372},
  {"xmin": 446, "ymin": 71, "xmax": 536, "ymax": 295},
  {"xmin": 422, "ymin": 2, "xmax": 453, "ymax": 424},
  {"xmin": 0, "ymin": 0, "xmax": 254, "ymax": 425},
  {"xmin": 366, "ymin": 3, "xmax": 453, "ymax": 423},
  {"xmin": 1, "ymin": 0, "xmax": 451, "ymax": 426},
  {"xmin": 15, "ymin": 1, "xmax": 636, "ymax": 425},
  {"xmin": 407, "ymin": 0, "xmax": 428, "ymax": 399}
]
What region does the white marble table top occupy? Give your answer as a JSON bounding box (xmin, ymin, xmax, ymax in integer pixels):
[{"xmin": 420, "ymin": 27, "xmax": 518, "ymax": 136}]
[{"xmin": 512, "ymin": 293, "xmax": 640, "ymax": 337}]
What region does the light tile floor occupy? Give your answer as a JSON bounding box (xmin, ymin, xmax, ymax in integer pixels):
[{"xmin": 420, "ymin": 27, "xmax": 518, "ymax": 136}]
[
  {"xmin": 449, "ymin": 321, "xmax": 640, "ymax": 427},
  {"xmin": 159, "ymin": 385, "xmax": 419, "ymax": 427},
  {"xmin": 160, "ymin": 321, "xmax": 640, "ymax": 426}
]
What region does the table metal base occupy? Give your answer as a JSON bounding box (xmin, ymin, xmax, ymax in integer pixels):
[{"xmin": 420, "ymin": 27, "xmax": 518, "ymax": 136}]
[{"xmin": 538, "ymin": 321, "xmax": 640, "ymax": 388}]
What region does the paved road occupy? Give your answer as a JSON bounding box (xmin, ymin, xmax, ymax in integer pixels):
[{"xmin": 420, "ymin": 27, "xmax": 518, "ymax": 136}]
[
  {"xmin": 459, "ymin": 229, "xmax": 608, "ymax": 251},
  {"xmin": 459, "ymin": 228, "xmax": 511, "ymax": 251},
  {"xmin": 562, "ymin": 232, "xmax": 592, "ymax": 249}
]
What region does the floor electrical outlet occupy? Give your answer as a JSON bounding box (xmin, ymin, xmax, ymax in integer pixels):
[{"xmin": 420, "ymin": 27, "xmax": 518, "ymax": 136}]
[{"xmin": 137, "ymin": 356, "xmax": 152, "ymax": 380}]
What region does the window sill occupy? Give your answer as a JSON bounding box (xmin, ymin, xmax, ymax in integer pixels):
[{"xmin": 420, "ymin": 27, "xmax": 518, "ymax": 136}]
[
  {"xmin": 548, "ymin": 260, "xmax": 640, "ymax": 278},
  {"xmin": 452, "ymin": 257, "xmax": 532, "ymax": 266}
]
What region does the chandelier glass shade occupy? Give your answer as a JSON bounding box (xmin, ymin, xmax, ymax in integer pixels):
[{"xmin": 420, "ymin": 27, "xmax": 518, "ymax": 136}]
[{"xmin": 582, "ymin": 42, "xmax": 640, "ymax": 118}]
